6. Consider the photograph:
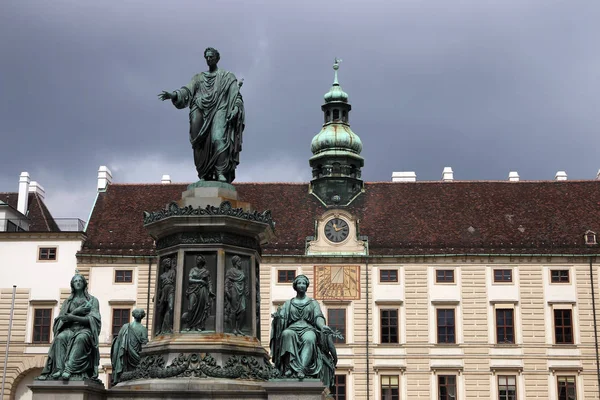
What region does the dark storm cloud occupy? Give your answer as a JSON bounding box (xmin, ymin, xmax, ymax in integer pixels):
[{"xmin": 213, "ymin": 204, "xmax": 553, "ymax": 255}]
[{"xmin": 1, "ymin": 0, "xmax": 599, "ymax": 218}]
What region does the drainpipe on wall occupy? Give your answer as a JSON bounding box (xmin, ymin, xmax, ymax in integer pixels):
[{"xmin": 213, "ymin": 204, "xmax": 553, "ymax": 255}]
[
  {"xmin": 365, "ymin": 255, "xmax": 370, "ymax": 400},
  {"xmin": 1, "ymin": 285, "xmax": 16, "ymax": 398},
  {"xmin": 589, "ymin": 256, "xmax": 600, "ymax": 395}
]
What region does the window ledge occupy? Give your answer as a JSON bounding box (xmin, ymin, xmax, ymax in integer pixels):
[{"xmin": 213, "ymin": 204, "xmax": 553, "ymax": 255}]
[
  {"xmin": 375, "ymin": 300, "xmax": 403, "ymax": 306},
  {"xmin": 322, "ymin": 300, "xmax": 352, "ymax": 305},
  {"xmin": 489, "ymin": 300, "xmax": 519, "ymax": 305},
  {"xmin": 431, "ymin": 300, "xmax": 460, "ymax": 306},
  {"xmin": 108, "ymin": 300, "xmax": 136, "ymax": 306},
  {"xmin": 490, "ymin": 366, "xmax": 523, "ymax": 374},
  {"xmin": 29, "ymin": 299, "xmax": 58, "ymax": 306}
]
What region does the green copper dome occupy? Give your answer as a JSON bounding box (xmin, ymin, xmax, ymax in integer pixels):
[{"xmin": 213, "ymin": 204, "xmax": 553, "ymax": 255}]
[
  {"xmin": 311, "ymin": 58, "xmax": 362, "ymax": 156},
  {"xmin": 311, "ymin": 124, "xmax": 363, "ymax": 155}
]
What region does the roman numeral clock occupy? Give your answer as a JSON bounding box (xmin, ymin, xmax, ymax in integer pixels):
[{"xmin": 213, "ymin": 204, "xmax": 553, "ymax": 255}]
[{"xmin": 324, "ymin": 217, "xmax": 350, "ymax": 243}]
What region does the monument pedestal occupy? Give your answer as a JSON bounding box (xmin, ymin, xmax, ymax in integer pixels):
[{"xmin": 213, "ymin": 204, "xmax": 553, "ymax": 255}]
[
  {"xmin": 31, "ymin": 380, "xmax": 105, "ymax": 400},
  {"xmin": 263, "ymin": 380, "xmax": 327, "ymax": 400},
  {"xmin": 108, "ymin": 378, "xmax": 267, "ymax": 399}
]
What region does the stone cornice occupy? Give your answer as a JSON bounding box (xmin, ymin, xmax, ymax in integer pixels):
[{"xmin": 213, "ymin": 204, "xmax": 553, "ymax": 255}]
[{"xmin": 0, "ymin": 232, "xmax": 86, "ymax": 241}]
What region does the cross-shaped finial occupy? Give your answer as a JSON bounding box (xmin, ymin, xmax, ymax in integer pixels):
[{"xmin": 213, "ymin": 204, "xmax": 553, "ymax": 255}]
[{"xmin": 333, "ymin": 58, "xmax": 342, "ymax": 84}]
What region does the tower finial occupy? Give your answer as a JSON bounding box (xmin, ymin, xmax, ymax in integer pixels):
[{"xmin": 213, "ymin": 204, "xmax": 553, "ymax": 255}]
[{"xmin": 333, "ymin": 58, "xmax": 342, "ymax": 85}]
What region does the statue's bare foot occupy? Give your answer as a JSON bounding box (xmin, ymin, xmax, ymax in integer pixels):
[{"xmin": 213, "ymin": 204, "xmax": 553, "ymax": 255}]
[
  {"xmin": 297, "ymin": 372, "xmax": 305, "ymax": 379},
  {"xmin": 51, "ymin": 371, "xmax": 62, "ymax": 379},
  {"xmin": 217, "ymin": 173, "xmax": 227, "ymax": 182},
  {"xmin": 284, "ymin": 370, "xmax": 292, "ymax": 377},
  {"xmin": 61, "ymin": 372, "xmax": 71, "ymax": 380},
  {"xmin": 37, "ymin": 375, "xmax": 47, "ymax": 381}
]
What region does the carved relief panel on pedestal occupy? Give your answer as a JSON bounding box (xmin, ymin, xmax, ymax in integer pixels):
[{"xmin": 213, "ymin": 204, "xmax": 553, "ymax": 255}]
[{"xmin": 181, "ymin": 252, "xmax": 217, "ymax": 332}]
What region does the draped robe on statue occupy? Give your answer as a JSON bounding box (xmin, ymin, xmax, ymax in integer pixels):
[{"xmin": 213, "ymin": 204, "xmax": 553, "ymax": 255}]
[
  {"xmin": 270, "ymin": 298, "xmax": 334, "ymax": 387},
  {"xmin": 39, "ymin": 294, "xmax": 101, "ymax": 380},
  {"xmin": 172, "ymin": 69, "xmax": 245, "ymax": 182},
  {"xmin": 183, "ymin": 267, "xmax": 213, "ymax": 331},
  {"xmin": 158, "ymin": 268, "xmax": 175, "ymax": 334},
  {"xmin": 110, "ymin": 321, "xmax": 148, "ymax": 384},
  {"xmin": 225, "ymin": 267, "xmax": 247, "ymax": 329}
]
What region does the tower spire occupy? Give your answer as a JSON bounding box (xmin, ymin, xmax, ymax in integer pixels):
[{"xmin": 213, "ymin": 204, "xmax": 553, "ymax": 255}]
[{"xmin": 309, "ymin": 58, "xmax": 364, "ymax": 207}]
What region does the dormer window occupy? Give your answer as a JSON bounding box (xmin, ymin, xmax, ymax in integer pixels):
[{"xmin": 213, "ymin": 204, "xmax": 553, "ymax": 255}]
[{"xmin": 585, "ymin": 230, "xmax": 597, "ymax": 245}]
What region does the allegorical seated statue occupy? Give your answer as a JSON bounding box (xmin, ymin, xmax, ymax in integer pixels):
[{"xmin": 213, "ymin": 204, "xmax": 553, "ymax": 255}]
[
  {"xmin": 37, "ymin": 273, "xmax": 101, "ymax": 381},
  {"xmin": 157, "ymin": 256, "xmax": 176, "ymax": 334},
  {"xmin": 182, "ymin": 254, "xmax": 215, "ymax": 331},
  {"xmin": 270, "ymin": 275, "xmax": 341, "ymax": 388},
  {"xmin": 158, "ymin": 47, "xmax": 245, "ymax": 183},
  {"xmin": 225, "ymin": 255, "xmax": 249, "ymax": 335},
  {"xmin": 110, "ymin": 308, "xmax": 148, "ymax": 385}
]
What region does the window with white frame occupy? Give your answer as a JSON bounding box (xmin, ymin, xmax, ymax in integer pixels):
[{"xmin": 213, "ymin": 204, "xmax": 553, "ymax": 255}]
[
  {"xmin": 380, "ymin": 308, "xmax": 399, "ymax": 344},
  {"xmin": 497, "ymin": 375, "xmax": 517, "ymax": 400},
  {"xmin": 380, "ymin": 375, "xmax": 399, "ymax": 400},
  {"xmin": 553, "ymin": 308, "xmax": 574, "ymax": 345},
  {"xmin": 437, "ymin": 309, "xmax": 456, "ymax": 344},
  {"xmin": 557, "ymin": 375, "xmax": 577, "ymax": 400},
  {"xmin": 38, "ymin": 246, "xmax": 57, "ymax": 261},
  {"xmin": 438, "ymin": 374, "xmax": 457, "ymax": 400},
  {"xmin": 331, "ymin": 374, "xmax": 347, "ymax": 400}
]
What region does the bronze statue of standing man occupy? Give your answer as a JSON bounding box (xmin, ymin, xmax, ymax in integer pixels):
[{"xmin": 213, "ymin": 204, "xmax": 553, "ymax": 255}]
[{"xmin": 158, "ymin": 47, "xmax": 245, "ymax": 183}]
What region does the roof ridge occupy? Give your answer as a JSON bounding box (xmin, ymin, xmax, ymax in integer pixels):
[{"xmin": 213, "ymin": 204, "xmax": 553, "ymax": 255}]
[
  {"xmin": 32, "ymin": 193, "xmax": 51, "ymax": 231},
  {"xmin": 109, "ymin": 182, "xmax": 310, "ymax": 186},
  {"xmin": 368, "ymin": 180, "xmax": 600, "ymax": 184}
]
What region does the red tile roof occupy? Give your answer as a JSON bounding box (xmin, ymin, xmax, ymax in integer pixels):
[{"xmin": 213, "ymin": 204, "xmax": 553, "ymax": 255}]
[
  {"xmin": 0, "ymin": 192, "xmax": 59, "ymax": 231},
  {"xmin": 80, "ymin": 181, "xmax": 600, "ymax": 256}
]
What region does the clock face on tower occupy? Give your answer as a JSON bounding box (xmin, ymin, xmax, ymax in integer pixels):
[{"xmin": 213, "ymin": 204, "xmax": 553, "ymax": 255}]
[{"xmin": 324, "ymin": 218, "xmax": 350, "ymax": 243}]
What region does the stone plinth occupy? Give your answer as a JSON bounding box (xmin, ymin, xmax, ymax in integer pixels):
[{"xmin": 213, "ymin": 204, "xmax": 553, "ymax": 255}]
[
  {"xmin": 263, "ymin": 380, "xmax": 326, "ymax": 400},
  {"xmin": 30, "ymin": 380, "xmax": 105, "ymax": 400},
  {"xmin": 109, "ymin": 378, "xmax": 267, "ymax": 399},
  {"xmin": 180, "ymin": 181, "xmax": 250, "ymax": 210},
  {"xmin": 114, "ymin": 183, "xmax": 278, "ymax": 395}
]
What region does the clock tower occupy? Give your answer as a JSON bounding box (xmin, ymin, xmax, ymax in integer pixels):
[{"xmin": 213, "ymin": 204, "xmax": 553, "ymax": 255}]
[{"xmin": 309, "ymin": 59, "xmax": 364, "ymax": 207}]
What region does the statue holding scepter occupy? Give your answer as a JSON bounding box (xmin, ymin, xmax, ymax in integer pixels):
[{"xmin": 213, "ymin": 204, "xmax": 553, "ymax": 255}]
[
  {"xmin": 158, "ymin": 47, "xmax": 245, "ymax": 183},
  {"xmin": 270, "ymin": 275, "xmax": 342, "ymax": 389}
]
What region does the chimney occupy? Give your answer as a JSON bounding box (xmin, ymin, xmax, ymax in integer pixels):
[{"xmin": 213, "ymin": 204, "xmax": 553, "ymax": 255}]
[
  {"xmin": 442, "ymin": 167, "xmax": 454, "ymax": 182},
  {"xmin": 555, "ymin": 171, "xmax": 567, "ymax": 181},
  {"xmin": 28, "ymin": 181, "xmax": 46, "ymax": 200},
  {"xmin": 392, "ymin": 171, "xmax": 416, "ymax": 182},
  {"xmin": 17, "ymin": 172, "xmax": 30, "ymax": 215},
  {"xmin": 508, "ymin": 171, "xmax": 520, "ymax": 182},
  {"xmin": 97, "ymin": 166, "xmax": 113, "ymax": 192},
  {"xmin": 161, "ymin": 174, "xmax": 172, "ymax": 184}
]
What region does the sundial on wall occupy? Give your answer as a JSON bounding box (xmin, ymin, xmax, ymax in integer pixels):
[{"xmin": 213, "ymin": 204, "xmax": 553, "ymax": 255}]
[{"xmin": 314, "ymin": 265, "xmax": 360, "ymax": 300}]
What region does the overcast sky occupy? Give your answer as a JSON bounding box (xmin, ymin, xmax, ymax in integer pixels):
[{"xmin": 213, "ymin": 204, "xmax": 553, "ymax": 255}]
[{"xmin": 1, "ymin": 0, "xmax": 599, "ymax": 220}]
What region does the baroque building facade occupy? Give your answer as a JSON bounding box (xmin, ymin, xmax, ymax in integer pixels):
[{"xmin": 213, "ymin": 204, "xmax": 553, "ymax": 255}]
[{"xmin": 1, "ymin": 66, "xmax": 600, "ymax": 400}]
